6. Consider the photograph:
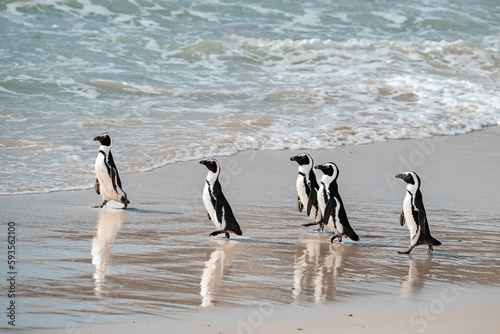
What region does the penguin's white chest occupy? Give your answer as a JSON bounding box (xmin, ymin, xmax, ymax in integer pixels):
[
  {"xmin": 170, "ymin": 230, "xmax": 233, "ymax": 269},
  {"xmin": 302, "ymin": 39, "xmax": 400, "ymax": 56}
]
[
  {"xmin": 331, "ymin": 197, "xmax": 342, "ymax": 231},
  {"xmin": 317, "ymin": 183, "xmax": 338, "ymax": 232},
  {"xmin": 402, "ymin": 194, "xmax": 414, "ymax": 223},
  {"xmin": 296, "ymin": 174, "xmax": 321, "ymax": 222},
  {"xmin": 403, "ymin": 193, "xmax": 419, "ymax": 237},
  {"xmin": 95, "ymin": 155, "xmax": 110, "ymax": 194},
  {"xmin": 296, "ymin": 175, "xmax": 309, "ymax": 205},
  {"xmin": 202, "ymin": 183, "xmax": 213, "ymax": 212},
  {"xmin": 317, "ymin": 183, "xmax": 327, "ymax": 215},
  {"xmin": 94, "ymin": 154, "xmax": 105, "ymax": 174},
  {"xmin": 202, "ymin": 183, "xmax": 220, "ymax": 228},
  {"xmin": 94, "ymin": 153, "xmax": 121, "ymax": 201},
  {"xmin": 318, "ymin": 182, "xmax": 341, "ymax": 232}
]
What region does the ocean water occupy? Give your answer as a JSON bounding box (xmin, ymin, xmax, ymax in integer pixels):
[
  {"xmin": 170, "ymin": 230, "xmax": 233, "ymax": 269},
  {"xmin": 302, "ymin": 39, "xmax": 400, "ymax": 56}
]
[{"xmin": 1, "ymin": 0, "xmax": 499, "ymax": 195}]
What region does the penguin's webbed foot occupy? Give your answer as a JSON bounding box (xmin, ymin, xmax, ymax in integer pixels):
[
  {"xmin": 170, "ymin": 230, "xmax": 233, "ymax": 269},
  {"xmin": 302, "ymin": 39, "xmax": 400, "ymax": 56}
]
[
  {"xmin": 427, "ymin": 245, "xmax": 434, "ymax": 254},
  {"xmin": 209, "ymin": 230, "xmax": 227, "ymax": 238},
  {"xmin": 121, "ymin": 197, "xmax": 129, "ymax": 209},
  {"xmin": 301, "ymin": 222, "xmax": 319, "ymax": 227},
  {"xmin": 330, "ymin": 234, "xmax": 342, "ymax": 243},
  {"xmin": 92, "ymin": 201, "xmax": 108, "ymax": 208},
  {"xmin": 225, "ymin": 232, "xmax": 230, "ymax": 239},
  {"xmin": 397, "ymin": 246, "xmax": 414, "ymax": 255}
]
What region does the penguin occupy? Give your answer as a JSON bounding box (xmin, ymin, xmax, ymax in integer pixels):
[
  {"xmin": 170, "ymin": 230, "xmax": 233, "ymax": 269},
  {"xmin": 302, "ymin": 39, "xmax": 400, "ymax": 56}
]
[
  {"xmin": 93, "ymin": 133, "xmax": 129, "ymax": 209},
  {"xmin": 314, "ymin": 162, "xmax": 359, "ymax": 243},
  {"xmin": 200, "ymin": 158, "xmax": 243, "ymax": 238},
  {"xmin": 290, "ymin": 153, "xmax": 323, "ymax": 229},
  {"xmin": 395, "ymin": 171, "xmax": 441, "ymax": 254}
]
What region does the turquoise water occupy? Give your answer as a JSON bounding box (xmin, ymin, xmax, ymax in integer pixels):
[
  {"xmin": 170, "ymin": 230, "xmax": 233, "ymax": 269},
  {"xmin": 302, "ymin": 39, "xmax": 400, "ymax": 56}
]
[{"xmin": 1, "ymin": 0, "xmax": 499, "ymax": 194}]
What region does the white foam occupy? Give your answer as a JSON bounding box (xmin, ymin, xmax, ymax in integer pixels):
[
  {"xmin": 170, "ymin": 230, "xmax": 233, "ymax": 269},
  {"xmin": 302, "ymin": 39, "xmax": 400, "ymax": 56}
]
[{"xmin": 370, "ymin": 11, "xmax": 408, "ymax": 28}]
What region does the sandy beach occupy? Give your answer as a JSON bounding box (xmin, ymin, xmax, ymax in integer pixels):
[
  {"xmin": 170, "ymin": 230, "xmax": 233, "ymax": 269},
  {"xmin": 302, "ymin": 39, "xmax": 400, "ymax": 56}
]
[{"xmin": 2, "ymin": 126, "xmax": 500, "ymax": 333}]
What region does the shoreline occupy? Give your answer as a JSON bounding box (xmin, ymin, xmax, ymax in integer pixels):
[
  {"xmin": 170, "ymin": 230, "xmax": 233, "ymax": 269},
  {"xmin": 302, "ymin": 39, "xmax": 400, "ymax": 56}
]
[
  {"xmin": 2, "ymin": 125, "xmax": 500, "ymax": 333},
  {"xmin": 1, "ymin": 125, "xmax": 498, "ymax": 199}
]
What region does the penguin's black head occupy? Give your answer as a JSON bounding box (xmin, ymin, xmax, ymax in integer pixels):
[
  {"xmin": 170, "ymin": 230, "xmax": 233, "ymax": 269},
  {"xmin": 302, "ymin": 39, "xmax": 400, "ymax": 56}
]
[
  {"xmin": 396, "ymin": 171, "xmax": 420, "ymax": 186},
  {"xmin": 200, "ymin": 158, "xmax": 219, "ymax": 174},
  {"xmin": 314, "ymin": 162, "xmax": 339, "ymax": 180},
  {"xmin": 290, "ymin": 153, "xmax": 313, "ymax": 166},
  {"xmin": 93, "ymin": 133, "xmax": 112, "ymax": 147}
]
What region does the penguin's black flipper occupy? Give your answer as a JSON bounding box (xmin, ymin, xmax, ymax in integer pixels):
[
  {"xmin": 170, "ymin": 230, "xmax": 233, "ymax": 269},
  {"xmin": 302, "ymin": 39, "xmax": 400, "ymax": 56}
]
[
  {"xmin": 306, "ymin": 187, "xmax": 317, "ymax": 217},
  {"xmin": 297, "ymin": 196, "xmax": 304, "ymax": 212},
  {"xmin": 399, "ymin": 211, "xmax": 405, "ymax": 226},
  {"xmin": 94, "ymin": 178, "xmax": 100, "ymax": 195},
  {"xmin": 322, "ymin": 196, "xmax": 336, "ymax": 227},
  {"xmin": 308, "ymin": 169, "xmax": 319, "ymax": 194},
  {"xmin": 212, "ymin": 180, "xmax": 223, "ymax": 221},
  {"xmin": 108, "ymin": 151, "xmax": 123, "ymax": 191}
]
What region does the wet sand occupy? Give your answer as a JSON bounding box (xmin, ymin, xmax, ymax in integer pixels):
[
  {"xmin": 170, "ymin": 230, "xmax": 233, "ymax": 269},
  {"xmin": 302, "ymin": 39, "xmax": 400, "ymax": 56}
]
[{"xmin": 2, "ymin": 126, "xmax": 500, "ymax": 333}]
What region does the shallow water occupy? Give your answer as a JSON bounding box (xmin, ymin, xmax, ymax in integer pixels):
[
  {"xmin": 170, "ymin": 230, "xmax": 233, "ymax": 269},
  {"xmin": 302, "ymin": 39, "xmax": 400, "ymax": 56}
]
[
  {"xmin": 1, "ymin": 0, "xmax": 499, "ymax": 194},
  {"xmin": 10, "ymin": 191, "xmax": 500, "ymax": 330}
]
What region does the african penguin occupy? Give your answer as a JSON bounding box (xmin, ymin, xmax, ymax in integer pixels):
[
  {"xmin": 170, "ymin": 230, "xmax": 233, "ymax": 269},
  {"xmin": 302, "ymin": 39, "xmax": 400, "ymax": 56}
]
[
  {"xmin": 93, "ymin": 133, "xmax": 129, "ymax": 209},
  {"xmin": 200, "ymin": 158, "xmax": 243, "ymax": 238},
  {"xmin": 396, "ymin": 171, "xmax": 441, "ymax": 254},
  {"xmin": 315, "ymin": 162, "xmax": 359, "ymax": 243},
  {"xmin": 290, "ymin": 153, "xmax": 323, "ymax": 229}
]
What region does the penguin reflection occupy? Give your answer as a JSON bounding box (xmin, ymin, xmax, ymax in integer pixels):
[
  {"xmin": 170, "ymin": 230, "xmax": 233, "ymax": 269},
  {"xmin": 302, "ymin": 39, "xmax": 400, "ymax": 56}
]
[
  {"xmin": 292, "ymin": 235, "xmax": 358, "ymax": 304},
  {"xmin": 401, "ymin": 256, "xmax": 436, "ymax": 298},
  {"xmin": 91, "ymin": 208, "xmax": 127, "ymax": 294},
  {"xmin": 200, "ymin": 240, "xmax": 240, "ymax": 307}
]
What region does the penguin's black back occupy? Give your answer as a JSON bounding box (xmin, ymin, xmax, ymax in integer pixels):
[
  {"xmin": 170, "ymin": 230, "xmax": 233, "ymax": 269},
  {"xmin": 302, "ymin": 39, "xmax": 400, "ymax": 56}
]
[
  {"xmin": 213, "ymin": 180, "xmax": 242, "ymax": 235},
  {"xmin": 328, "ymin": 182, "xmax": 359, "ymax": 241},
  {"xmin": 107, "ymin": 151, "xmax": 123, "ymax": 191},
  {"xmin": 414, "ymin": 190, "xmax": 440, "ymax": 246}
]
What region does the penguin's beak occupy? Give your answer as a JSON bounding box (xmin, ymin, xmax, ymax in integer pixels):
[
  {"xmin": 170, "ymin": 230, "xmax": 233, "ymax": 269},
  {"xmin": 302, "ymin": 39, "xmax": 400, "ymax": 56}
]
[
  {"xmin": 290, "ymin": 156, "xmax": 298, "ymax": 161},
  {"xmin": 93, "ymin": 136, "xmax": 100, "ymax": 141},
  {"xmin": 395, "ymin": 173, "xmax": 404, "ymax": 179},
  {"xmin": 314, "ymin": 164, "xmax": 322, "ymax": 170},
  {"xmin": 199, "ymin": 160, "xmax": 208, "ymax": 166}
]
